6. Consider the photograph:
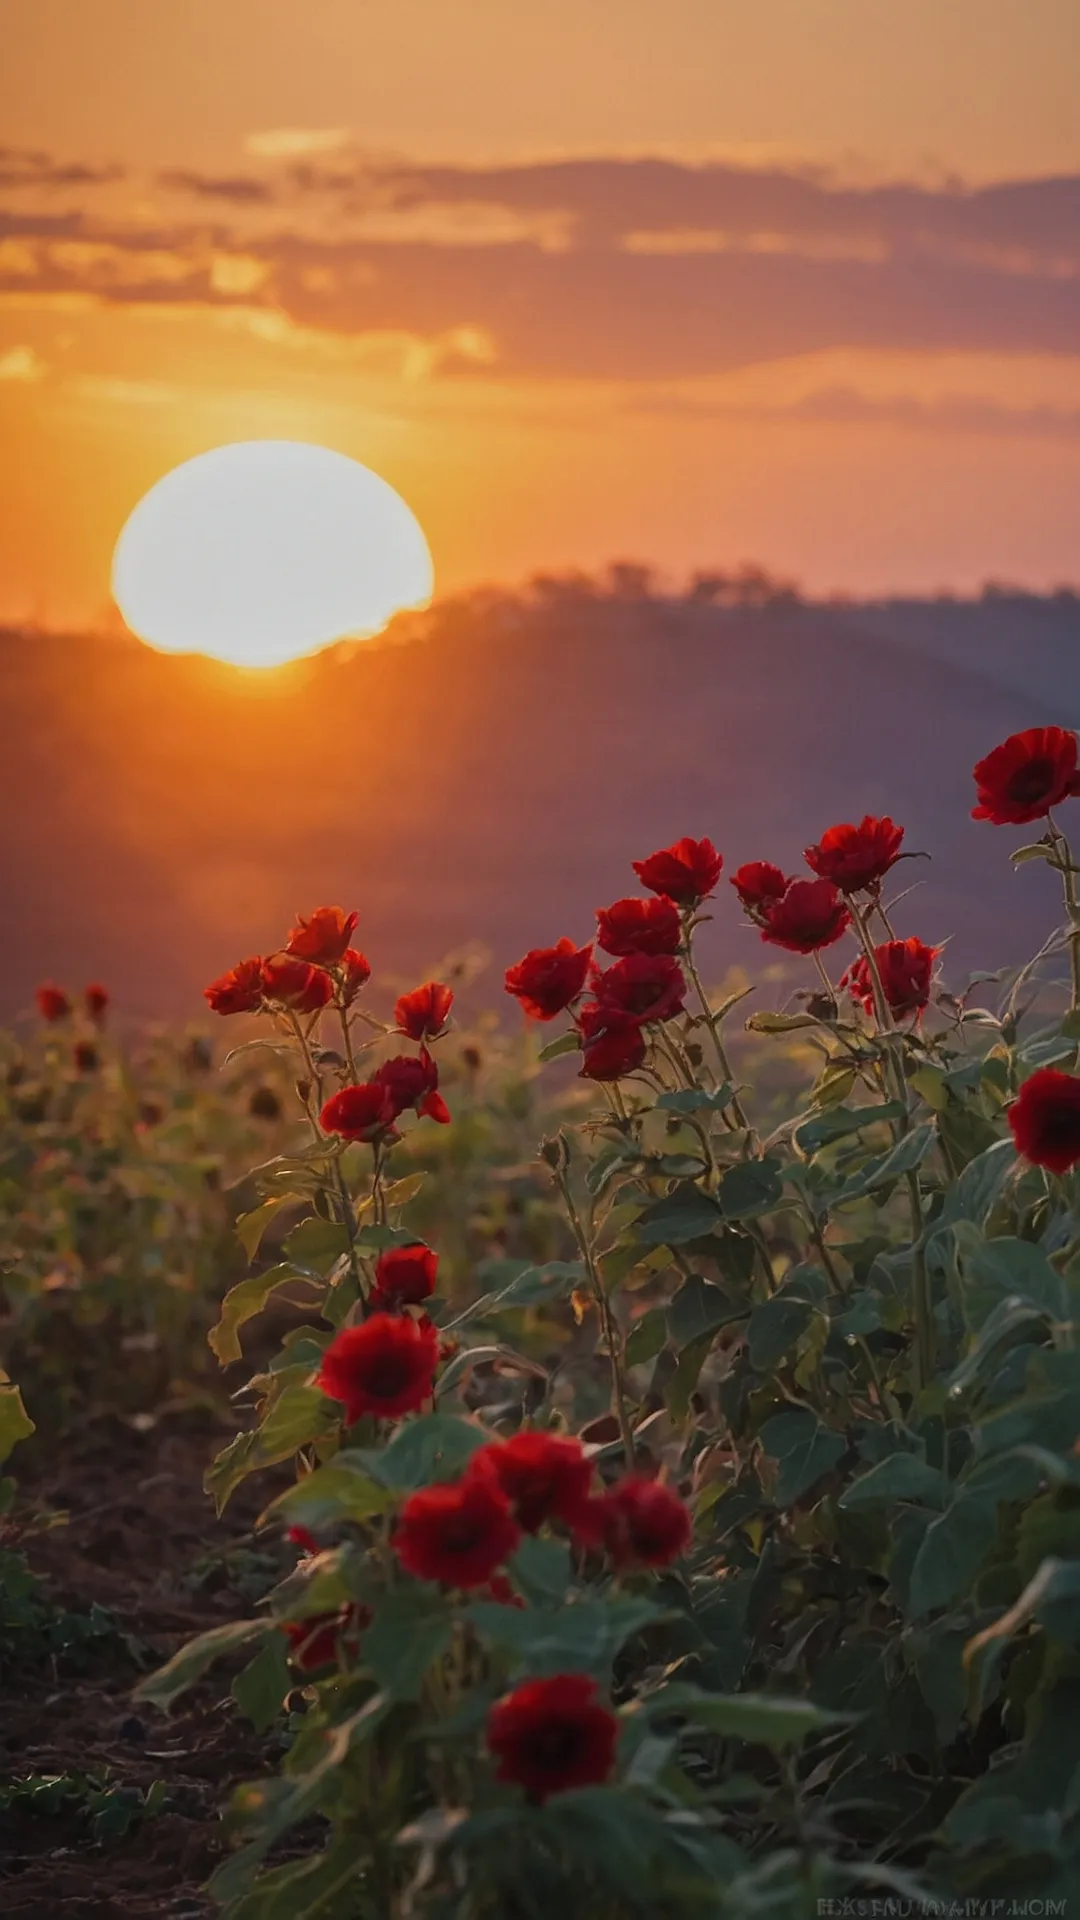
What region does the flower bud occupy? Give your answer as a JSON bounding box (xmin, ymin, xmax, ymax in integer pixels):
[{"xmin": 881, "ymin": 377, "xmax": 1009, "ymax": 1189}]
[{"xmin": 539, "ymin": 1133, "xmax": 571, "ymax": 1173}]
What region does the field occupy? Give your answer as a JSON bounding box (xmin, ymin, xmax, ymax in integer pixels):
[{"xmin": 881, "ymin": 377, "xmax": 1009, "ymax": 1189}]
[{"xmin": 5, "ymin": 737, "xmax": 1080, "ymax": 1918}]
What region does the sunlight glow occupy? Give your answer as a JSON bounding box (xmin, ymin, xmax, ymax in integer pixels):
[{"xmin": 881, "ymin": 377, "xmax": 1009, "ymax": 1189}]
[{"xmin": 111, "ymin": 440, "xmax": 434, "ymax": 668}]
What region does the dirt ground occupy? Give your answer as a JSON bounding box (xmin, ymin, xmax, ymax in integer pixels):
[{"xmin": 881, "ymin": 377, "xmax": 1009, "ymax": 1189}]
[{"xmin": 1, "ymin": 1413, "xmax": 292, "ymax": 1918}]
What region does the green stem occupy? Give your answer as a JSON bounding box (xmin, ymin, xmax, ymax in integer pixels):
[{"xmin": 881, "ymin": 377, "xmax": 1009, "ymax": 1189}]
[
  {"xmin": 682, "ymin": 943, "xmax": 753, "ymax": 1135},
  {"xmin": 848, "ymin": 899, "xmax": 933, "ymax": 1391},
  {"xmin": 557, "ymin": 1168, "xmax": 635, "ymax": 1472},
  {"xmin": 1049, "ymin": 816, "xmax": 1080, "ymax": 1012}
]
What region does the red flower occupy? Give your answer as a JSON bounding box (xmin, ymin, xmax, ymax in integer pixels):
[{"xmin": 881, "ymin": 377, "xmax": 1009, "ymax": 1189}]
[
  {"xmin": 486, "ymin": 1673, "xmax": 619, "ymax": 1803},
  {"xmin": 395, "ymin": 981, "xmax": 454, "ymax": 1040},
  {"xmin": 394, "ymin": 1471, "xmax": 521, "ymax": 1589},
  {"xmin": 972, "ymin": 727, "xmax": 1080, "ymax": 826},
  {"xmin": 1009, "ymin": 1067, "xmax": 1080, "ymax": 1174},
  {"xmin": 35, "ymin": 983, "xmax": 71, "ymax": 1022},
  {"xmin": 317, "ymin": 1312, "xmax": 438, "ymax": 1423},
  {"xmin": 632, "ymin": 836, "xmax": 723, "ymax": 906},
  {"xmin": 589, "ymin": 953, "xmax": 686, "ymax": 1023},
  {"xmin": 373, "ymin": 1050, "xmax": 450, "ymax": 1125},
  {"xmin": 595, "ymin": 896, "xmax": 682, "ymax": 957},
  {"xmin": 577, "ymin": 1004, "xmax": 647, "ymax": 1082},
  {"xmin": 470, "ymin": 1432, "xmax": 593, "ymax": 1534},
  {"xmin": 577, "ymin": 1474, "xmax": 692, "ymax": 1569},
  {"xmin": 842, "ymin": 937, "xmax": 939, "ymax": 1021},
  {"xmin": 340, "ymin": 949, "xmax": 372, "ymax": 1005},
  {"xmin": 370, "ymin": 1243, "xmax": 439, "ymax": 1310},
  {"xmin": 84, "ymin": 983, "xmax": 109, "ymax": 1023},
  {"xmin": 505, "ymin": 940, "xmax": 593, "ymax": 1021},
  {"xmin": 203, "ymin": 957, "xmax": 264, "ymax": 1016},
  {"xmin": 261, "ymin": 956, "xmax": 334, "ymax": 1014},
  {"xmin": 804, "ymin": 816, "xmax": 904, "ymax": 893},
  {"xmin": 320, "ymin": 1081, "xmax": 399, "ymax": 1143},
  {"xmin": 760, "ymin": 879, "xmax": 851, "ymax": 954},
  {"xmin": 287, "ymin": 1525, "xmax": 320, "ymax": 1556},
  {"xmin": 73, "ymin": 1042, "xmax": 99, "ymax": 1073},
  {"xmin": 284, "ymin": 1603, "xmax": 370, "ymax": 1673},
  {"xmin": 731, "ymin": 862, "xmax": 790, "ymax": 922},
  {"xmin": 286, "ymin": 906, "xmax": 359, "ymax": 965}
]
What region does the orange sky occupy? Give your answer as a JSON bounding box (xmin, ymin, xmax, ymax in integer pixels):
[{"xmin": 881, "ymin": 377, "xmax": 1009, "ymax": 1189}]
[{"xmin": 3, "ymin": 0, "xmax": 1080, "ymax": 626}]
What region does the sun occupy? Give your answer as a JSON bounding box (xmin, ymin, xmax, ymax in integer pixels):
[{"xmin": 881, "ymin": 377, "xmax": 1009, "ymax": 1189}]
[{"xmin": 111, "ymin": 440, "xmax": 434, "ymax": 669}]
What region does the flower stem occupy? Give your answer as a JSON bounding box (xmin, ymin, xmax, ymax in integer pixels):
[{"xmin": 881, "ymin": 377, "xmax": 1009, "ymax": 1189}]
[
  {"xmin": 847, "ymin": 899, "xmax": 933, "ymax": 1391},
  {"xmin": 1049, "ymin": 816, "xmax": 1080, "ymax": 1012},
  {"xmin": 556, "ymin": 1166, "xmax": 635, "ymax": 1472},
  {"xmin": 682, "ymin": 943, "xmax": 753, "ymax": 1134}
]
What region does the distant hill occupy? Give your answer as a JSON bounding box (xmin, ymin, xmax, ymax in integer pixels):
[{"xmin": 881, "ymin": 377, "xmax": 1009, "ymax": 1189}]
[{"xmin": 1, "ymin": 577, "xmax": 1076, "ymax": 1024}]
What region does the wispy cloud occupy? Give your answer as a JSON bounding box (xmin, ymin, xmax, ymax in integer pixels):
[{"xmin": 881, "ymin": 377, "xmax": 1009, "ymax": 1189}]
[
  {"xmin": 0, "ymin": 343, "xmax": 45, "ymax": 380},
  {"xmin": 3, "ymin": 149, "xmax": 1080, "ymax": 386}
]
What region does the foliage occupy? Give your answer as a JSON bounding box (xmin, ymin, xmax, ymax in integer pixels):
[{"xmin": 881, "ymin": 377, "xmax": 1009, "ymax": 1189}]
[
  {"xmin": 8, "ymin": 727, "xmax": 1080, "ymax": 1914},
  {"xmin": 0, "ymin": 1769, "xmax": 168, "ymax": 1844}
]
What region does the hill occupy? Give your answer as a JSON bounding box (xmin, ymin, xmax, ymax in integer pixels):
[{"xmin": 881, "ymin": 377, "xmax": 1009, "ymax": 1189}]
[{"xmin": 1, "ymin": 578, "xmax": 1076, "ymax": 1022}]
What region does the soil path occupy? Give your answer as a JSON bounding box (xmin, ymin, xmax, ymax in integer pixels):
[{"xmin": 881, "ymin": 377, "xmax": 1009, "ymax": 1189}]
[{"xmin": 1, "ymin": 1414, "xmax": 288, "ymax": 1918}]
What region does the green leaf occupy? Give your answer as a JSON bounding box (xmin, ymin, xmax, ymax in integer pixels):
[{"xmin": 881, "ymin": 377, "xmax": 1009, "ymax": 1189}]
[
  {"xmin": 633, "ymin": 1183, "xmax": 723, "ymax": 1246},
  {"xmin": 137, "ymin": 1618, "xmax": 272, "ymax": 1713},
  {"xmin": 947, "ymin": 1295, "xmax": 1051, "ymax": 1397},
  {"xmin": 282, "ymin": 1217, "xmax": 350, "ymax": 1276},
  {"xmin": 839, "ymin": 1455, "xmax": 950, "ymax": 1511},
  {"xmin": 509, "ymin": 1535, "xmax": 573, "ymax": 1607},
  {"xmin": 965, "ymin": 1557, "xmax": 1080, "ymax": 1669},
  {"xmin": 0, "ymin": 1383, "xmax": 34, "ymax": 1465},
  {"xmin": 747, "ymin": 1295, "xmax": 815, "ymax": 1371},
  {"xmin": 719, "ymin": 1157, "xmax": 784, "ymax": 1220},
  {"xmin": 935, "ymin": 1139, "xmax": 1016, "ymax": 1229},
  {"xmin": 363, "ymin": 1587, "xmax": 452, "ymax": 1700},
  {"xmin": 234, "ymin": 1195, "xmax": 298, "ymax": 1261},
  {"xmin": 794, "ymin": 1103, "xmax": 906, "ymax": 1156},
  {"xmin": 231, "ymin": 1635, "xmax": 292, "ymax": 1733},
  {"xmin": 907, "ymin": 1456, "xmax": 1042, "ymax": 1618},
  {"xmin": 665, "ymin": 1328, "xmax": 718, "ymax": 1421},
  {"xmin": 667, "ymin": 1275, "xmax": 741, "ymax": 1347},
  {"xmin": 746, "ymin": 1011, "xmax": 820, "ymax": 1034},
  {"xmin": 467, "ymin": 1594, "xmax": 666, "ymax": 1679},
  {"xmin": 656, "ymin": 1085, "xmax": 733, "ymax": 1114},
  {"xmin": 538, "ymin": 1030, "xmax": 581, "ymax": 1063},
  {"xmin": 953, "ymin": 1226, "xmax": 1072, "ymax": 1333},
  {"xmin": 261, "ymin": 1458, "xmax": 393, "ymax": 1532},
  {"xmin": 209, "ymin": 1265, "xmax": 311, "ymax": 1367},
  {"xmin": 442, "ymin": 1261, "xmax": 582, "ymax": 1330},
  {"xmin": 625, "ymin": 1308, "xmax": 668, "ymax": 1367},
  {"xmin": 360, "ymin": 1412, "xmax": 489, "ymax": 1491},
  {"xmin": 759, "ymin": 1408, "xmax": 845, "ymax": 1508},
  {"xmin": 649, "ymin": 1684, "xmax": 850, "ymax": 1745},
  {"xmin": 205, "ymin": 1385, "xmax": 335, "ymax": 1512},
  {"xmin": 831, "ymin": 1124, "xmax": 935, "ymax": 1203}
]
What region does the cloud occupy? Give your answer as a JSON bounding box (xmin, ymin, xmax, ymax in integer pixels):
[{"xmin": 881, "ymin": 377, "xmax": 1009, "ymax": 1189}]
[
  {"xmin": 4, "ymin": 150, "xmax": 1080, "ymax": 384},
  {"xmin": 244, "ymin": 128, "xmax": 351, "ymax": 159},
  {"xmin": 0, "ymin": 344, "xmax": 45, "ymax": 381}
]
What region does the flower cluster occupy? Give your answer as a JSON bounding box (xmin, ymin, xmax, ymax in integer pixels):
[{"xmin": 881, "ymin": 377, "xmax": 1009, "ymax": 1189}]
[
  {"xmin": 391, "ymin": 1435, "xmax": 691, "ymax": 1591},
  {"xmin": 34, "ymin": 981, "xmax": 110, "ymax": 1024},
  {"xmin": 202, "ymin": 904, "xmax": 454, "ymax": 1141}
]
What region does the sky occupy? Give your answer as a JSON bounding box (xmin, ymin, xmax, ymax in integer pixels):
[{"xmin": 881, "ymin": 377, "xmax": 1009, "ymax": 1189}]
[{"xmin": 3, "ymin": 0, "xmax": 1080, "ymax": 626}]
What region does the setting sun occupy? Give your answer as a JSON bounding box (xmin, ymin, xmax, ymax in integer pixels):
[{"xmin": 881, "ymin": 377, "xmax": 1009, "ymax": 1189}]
[{"xmin": 110, "ymin": 440, "xmax": 433, "ymax": 668}]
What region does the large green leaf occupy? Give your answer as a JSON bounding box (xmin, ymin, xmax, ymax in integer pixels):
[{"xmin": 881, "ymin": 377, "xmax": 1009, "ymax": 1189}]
[
  {"xmin": 231, "ymin": 1635, "xmax": 292, "ymax": 1734},
  {"xmin": 363, "ymin": 1587, "xmax": 453, "ymax": 1700},
  {"xmin": 209, "ymin": 1265, "xmax": 314, "ymax": 1366},
  {"xmin": 205, "ymin": 1385, "xmax": 335, "ymax": 1512},
  {"xmin": 633, "ymin": 1184, "xmax": 723, "ymax": 1246},
  {"xmin": 441, "ymin": 1261, "xmax": 582, "ymax": 1330},
  {"xmin": 831, "ymin": 1124, "xmax": 935, "ymax": 1203},
  {"xmin": 759, "ymin": 1408, "xmax": 845, "ymax": 1508},
  {"xmin": 719, "ymin": 1157, "xmax": 784, "ymax": 1220},
  {"xmin": 907, "ymin": 1456, "xmax": 1042, "ymax": 1618},
  {"xmin": 261, "ymin": 1458, "xmax": 393, "ymax": 1532},
  {"xmin": 953, "ymin": 1226, "xmax": 1073, "ymax": 1334},
  {"xmin": 747, "ymin": 1295, "xmax": 815, "ymax": 1371},
  {"xmin": 282, "ymin": 1217, "xmax": 351, "ymax": 1277},
  {"xmin": 467, "ymin": 1594, "xmax": 665, "ymax": 1678},
  {"xmin": 234, "ymin": 1195, "xmax": 298, "ymax": 1261},
  {"xmin": 137, "ymin": 1617, "xmax": 272, "ymax": 1713},
  {"xmin": 667, "ymin": 1275, "xmax": 741, "ymax": 1347},
  {"xmin": 839, "ymin": 1454, "xmax": 951, "ymax": 1511},
  {"xmin": 360, "ymin": 1412, "xmax": 489, "ymax": 1491},
  {"xmin": 649, "ymin": 1684, "xmax": 850, "ymax": 1745},
  {"xmin": 794, "ymin": 1103, "xmax": 906, "ymax": 1156}
]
